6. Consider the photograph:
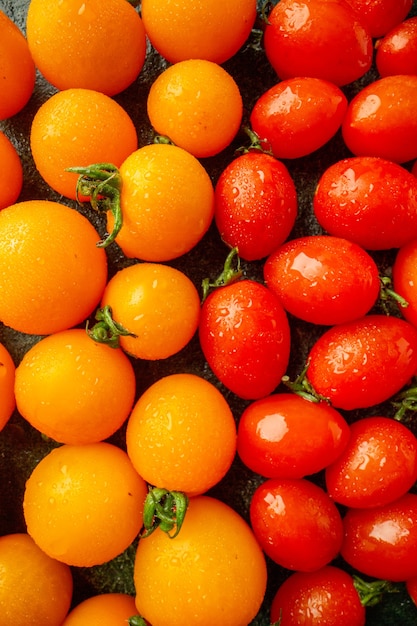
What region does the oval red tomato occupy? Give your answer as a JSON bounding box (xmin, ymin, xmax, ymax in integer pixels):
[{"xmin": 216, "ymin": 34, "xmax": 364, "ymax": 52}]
[
  {"xmin": 199, "ymin": 279, "xmax": 291, "ymax": 399},
  {"xmin": 263, "ymin": 235, "xmax": 380, "ymax": 325},
  {"xmin": 237, "ymin": 393, "xmax": 350, "ymax": 479},
  {"xmin": 214, "ymin": 151, "xmax": 297, "ymax": 261},
  {"xmin": 313, "ymin": 156, "xmax": 417, "ymax": 250},
  {"xmin": 345, "ymin": 0, "xmax": 413, "ymax": 38},
  {"xmin": 393, "ymin": 238, "xmax": 417, "ymax": 328},
  {"xmin": 376, "ymin": 16, "xmax": 417, "ymax": 77},
  {"xmin": 342, "ymin": 74, "xmax": 417, "ymax": 163},
  {"xmin": 263, "ymin": 0, "xmax": 373, "ymax": 86},
  {"xmin": 249, "ymin": 77, "xmax": 348, "ymax": 159},
  {"xmin": 305, "ymin": 314, "xmax": 417, "ymax": 410}
]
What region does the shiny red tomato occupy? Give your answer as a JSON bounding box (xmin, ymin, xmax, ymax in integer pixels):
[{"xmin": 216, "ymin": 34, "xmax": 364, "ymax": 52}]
[
  {"xmin": 376, "ymin": 17, "xmax": 417, "ymax": 77},
  {"xmin": 325, "ymin": 416, "xmax": 417, "ymax": 508},
  {"xmin": 393, "ymin": 238, "xmax": 417, "ymax": 329},
  {"xmin": 345, "ymin": 0, "xmax": 413, "ymax": 38},
  {"xmin": 305, "ymin": 314, "xmax": 417, "ymax": 410},
  {"xmin": 313, "ymin": 156, "xmax": 417, "ymax": 250},
  {"xmin": 249, "ymin": 77, "xmax": 347, "ymax": 159},
  {"xmin": 263, "ymin": 0, "xmax": 373, "ymax": 86},
  {"xmin": 214, "ymin": 152, "xmax": 297, "ymax": 261},
  {"xmin": 341, "ymin": 493, "xmax": 417, "ymax": 581},
  {"xmin": 250, "ymin": 477, "xmax": 344, "ymax": 572},
  {"xmin": 270, "ymin": 566, "xmax": 366, "ymax": 626},
  {"xmin": 263, "ymin": 235, "xmax": 380, "ymax": 325},
  {"xmin": 199, "ymin": 279, "xmax": 291, "ymax": 399},
  {"xmin": 237, "ymin": 393, "xmax": 350, "ymax": 479},
  {"xmin": 342, "ymin": 75, "xmax": 417, "ymax": 163}
]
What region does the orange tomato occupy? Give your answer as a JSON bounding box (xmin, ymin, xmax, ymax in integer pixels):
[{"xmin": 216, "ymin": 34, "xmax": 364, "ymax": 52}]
[
  {"xmin": 30, "ymin": 88, "xmax": 138, "ymax": 200},
  {"xmin": 0, "ymin": 131, "xmax": 23, "ymax": 209},
  {"xmin": 0, "ymin": 200, "xmax": 107, "ymax": 335},
  {"xmin": 23, "ymin": 442, "xmax": 148, "ymax": 567},
  {"xmin": 15, "ymin": 328, "xmax": 136, "ymax": 445},
  {"xmin": 98, "ymin": 262, "xmax": 200, "ymax": 360},
  {"xmin": 0, "ymin": 532, "xmax": 73, "ymax": 626},
  {"xmin": 133, "ymin": 495, "xmax": 267, "ymax": 626},
  {"xmin": 26, "ymin": 0, "xmax": 146, "ymax": 96},
  {"xmin": 126, "ymin": 373, "xmax": 237, "ymax": 496},
  {"xmin": 147, "ymin": 60, "xmax": 243, "ymax": 158},
  {"xmin": 0, "ymin": 341, "xmax": 15, "ymax": 431},
  {"xmin": 0, "ymin": 10, "xmax": 36, "ymax": 119},
  {"xmin": 141, "ymin": 0, "xmax": 257, "ymax": 63},
  {"xmin": 61, "ymin": 593, "xmax": 139, "ymax": 626}
]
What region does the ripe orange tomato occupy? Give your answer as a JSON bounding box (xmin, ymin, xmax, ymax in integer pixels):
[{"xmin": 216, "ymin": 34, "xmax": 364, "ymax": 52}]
[
  {"xmin": 61, "ymin": 593, "xmax": 139, "ymax": 626},
  {"xmin": 133, "ymin": 495, "xmax": 267, "ymax": 626},
  {"xmin": 147, "ymin": 59, "xmax": 243, "ymax": 158},
  {"xmin": 0, "ymin": 131, "xmax": 23, "ymax": 209},
  {"xmin": 26, "ymin": 0, "xmax": 146, "ymax": 96},
  {"xmin": 0, "ymin": 341, "xmax": 15, "ymax": 432},
  {"xmin": 0, "ymin": 10, "xmax": 35, "ymax": 119},
  {"xmin": 141, "ymin": 0, "xmax": 257, "ymax": 64}
]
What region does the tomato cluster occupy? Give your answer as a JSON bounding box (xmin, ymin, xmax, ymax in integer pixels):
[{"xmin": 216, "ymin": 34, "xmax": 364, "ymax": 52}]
[{"xmin": 1, "ymin": 0, "xmax": 417, "ymax": 625}]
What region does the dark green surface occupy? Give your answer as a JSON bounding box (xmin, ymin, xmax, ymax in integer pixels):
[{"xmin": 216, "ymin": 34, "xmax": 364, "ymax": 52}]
[{"xmin": 1, "ymin": 0, "xmax": 417, "ymax": 623}]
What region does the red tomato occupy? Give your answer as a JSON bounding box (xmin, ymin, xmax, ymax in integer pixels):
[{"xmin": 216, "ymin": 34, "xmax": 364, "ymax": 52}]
[
  {"xmin": 325, "ymin": 416, "xmax": 417, "ymax": 508},
  {"xmin": 237, "ymin": 393, "xmax": 350, "ymax": 479},
  {"xmin": 341, "ymin": 493, "xmax": 417, "ymax": 581},
  {"xmin": 249, "ymin": 77, "xmax": 348, "ymax": 159},
  {"xmin": 342, "ymin": 75, "xmax": 417, "ymax": 164},
  {"xmin": 270, "ymin": 566, "xmax": 366, "ymax": 626},
  {"xmin": 376, "ymin": 17, "xmax": 417, "ymax": 77},
  {"xmin": 392, "ymin": 238, "xmax": 417, "ymax": 329},
  {"xmin": 305, "ymin": 314, "xmax": 417, "ymax": 410},
  {"xmin": 263, "ymin": 235, "xmax": 380, "ymax": 325},
  {"xmin": 250, "ymin": 477, "xmax": 344, "ymax": 572},
  {"xmin": 313, "ymin": 156, "xmax": 417, "ymax": 250},
  {"xmin": 199, "ymin": 279, "xmax": 291, "ymax": 399},
  {"xmin": 263, "ymin": 0, "xmax": 373, "ymax": 86},
  {"xmin": 345, "ymin": 0, "xmax": 413, "ymax": 38},
  {"xmin": 406, "ymin": 575, "xmax": 417, "ymax": 606},
  {"xmin": 214, "ymin": 152, "xmax": 297, "ymax": 261}
]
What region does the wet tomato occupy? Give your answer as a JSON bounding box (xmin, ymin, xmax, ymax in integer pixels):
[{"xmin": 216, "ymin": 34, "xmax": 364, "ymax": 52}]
[
  {"xmin": 263, "ymin": 235, "xmax": 380, "ymax": 325},
  {"xmin": 345, "ymin": 0, "xmax": 413, "ymax": 38},
  {"xmin": 393, "ymin": 238, "xmax": 417, "ymax": 328},
  {"xmin": 376, "ymin": 16, "xmax": 417, "ymax": 77}
]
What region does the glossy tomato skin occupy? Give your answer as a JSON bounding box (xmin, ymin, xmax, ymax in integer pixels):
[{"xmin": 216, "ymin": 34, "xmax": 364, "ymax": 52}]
[
  {"xmin": 393, "ymin": 238, "xmax": 417, "ymax": 328},
  {"xmin": 214, "ymin": 152, "xmax": 297, "ymax": 261},
  {"xmin": 313, "ymin": 156, "xmax": 417, "ymax": 250},
  {"xmin": 250, "ymin": 478, "xmax": 343, "ymax": 572},
  {"xmin": 325, "ymin": 416, "xmax": 417, "ymax": 508},
  {"xmin": 376, "ymin": 17, "xmax": 417, "ymax": 77},
  {"xmin": 237, "ymin": 393, "xmax": 350, "ymax": 479},
  {"xmin": 341, "ymin": 493, "xmax": 417, "ymax": 581},
  {"xmin": 306, "ymin": 315, "xmax": 417, "ymax": 410},
  {"xmin": 345, "ymin": 0, "xmax": 413, "ymax": 38},
  {"xmin": 199, "ymin": 280, "xmax": 291, "ymax": 399},
  {"xmin": 342, "ymin": 75, "xmax": 417, "ymax": 163},
  {"xmin": 249, "ymin": 77, "xmax": 347, "ymax": 160},
  {"xmin": 263, "ymin": 0, "xmax": 373, "ymax": 86},
  {"xmin": 270, "ymin": 566, "xmax": 366, "ymax": 626},
  {"xmin": 264, "ymin": 235, "xmax": 380, "ymax": 325}
]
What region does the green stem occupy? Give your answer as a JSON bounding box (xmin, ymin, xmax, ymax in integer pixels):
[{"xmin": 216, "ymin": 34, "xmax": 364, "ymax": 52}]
[
  {"xmin": 281, "ymin": 360, "xmax": 330, "ymax": 404},
  {"xmin": 353, "ymin": 575, "xmax": 400, "ymax": 607},
  {"xmin": 201, "ymin": 246, "xmax": 242, "ymax": 301},
  {"xmin": 128, "ymin": 617, "xmax": 148, "ymax": 626},
  {"xmin": 235, "ymin": 125, "xmax": 273, "ymax": 156},
  {"xmin": 142, "ymin": 487, "xmax": 188, "ymax": 539},
  {"xmin": 66, "ymin": 163, "xmax": 123, "ymax": 248},
  {"xmin": 392, "ymin": 376, "xmax": 417, "ymax": 421},
  {"xmin": 379, "ymin": 275, "xmax": 409, "ymax": 315},
  {"xmin": 86, "ymin": 305, "xmax": 136, "ymax": 349}
]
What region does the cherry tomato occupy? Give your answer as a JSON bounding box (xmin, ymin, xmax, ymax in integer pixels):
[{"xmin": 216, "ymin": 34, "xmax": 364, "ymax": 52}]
[
  {"xmin": 199, "ymin": 279, "xmax": 291, "ymax": 400},
  {"xmin": 393, "ymin": 238, "xmax": 417, "ymax": 329},
  {"xmin": 237, "ymin": 393, "xmax": 350, "ymax": 479},
  {"xmin": 249, "ymin": 77, "xmax": 348, "ymax": 159},
  {"xmin": 345, "ymin": 0, "xmax": 413, "ymax": 38},
  {"xmin": 270, "ymin": 566, "xmax": 366, "ymax": 626},
  {"xmin": 342, "ymin": 75, "xmax": 417, "ymax": 164},
  {"xmin": 305, "ymin": 314, "xmax": 417, "ymax": 410},
  {"xmin": 313, "ymin": 156, "xmax": 417, "ymax": 250},
  {"xmin": 263, "ymin": 235, "xmax": 380, "ymax": 325},
  {"xmin": 376, "ymin": 17, "xmax": 417, "ymax": 77},
  {"xmin": 214, "ymin": 151, "xmax": 298, "ymax": 261},
  {"xmin": 325, "ymin": 416, "xmax": 417, "ymax": 508},
  {"xmin": 250, "ymin": 477, "xmax": 344, "ymax": 572},
  {"xmin": 341, "ymin": 493, "xmax": 417, "ymax": 581},
  {"xmin": 263, "ymin": 0, "xmax": 373, "ymax": 86}
]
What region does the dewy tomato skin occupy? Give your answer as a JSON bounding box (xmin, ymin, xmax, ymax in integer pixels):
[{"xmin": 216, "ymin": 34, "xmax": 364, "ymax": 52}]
[
  {"xmin": 306, "ymin": 314, "xmax": 417, "ymax": 410},
  {"xmin": 342, "ymin": 74, "xmax": 417, "ymax": 164},
  {"xmin": 263, "ymin": 0, "xmax": 373, "ymax": 86},
  {"xmin": 345, "ymin": 0, "xmax": 413, "ymax": 38},
  {"xmin": 376, "ymin": 16, "xmax": 417, "ymax": 77},
  {"xmin": 393, "ymin": 239, "xmax": 417, "ymax": 328}
]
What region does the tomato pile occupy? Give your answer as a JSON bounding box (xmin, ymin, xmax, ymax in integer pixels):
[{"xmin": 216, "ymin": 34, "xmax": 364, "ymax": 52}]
[{"xmin": 1, "ymin": 0, "xmax": 417, "ymax": 624}]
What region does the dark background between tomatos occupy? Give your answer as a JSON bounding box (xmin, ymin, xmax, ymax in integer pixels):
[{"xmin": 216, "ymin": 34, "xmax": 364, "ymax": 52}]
[{"xmin": 1, "ymin": 0, "xmax": 417, "ymax": 624}]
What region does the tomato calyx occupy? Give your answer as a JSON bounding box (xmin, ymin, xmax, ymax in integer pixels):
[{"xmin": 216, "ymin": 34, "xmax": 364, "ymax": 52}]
[
  {"xmin": 379, "ymin": 274, "xmax": 409, "ymax": 315},
  {"xmin": 128, "ymin": 616, "xmax": 148, "ymax": 626},
  {"xmin": 282, "ymin": 361, "xmax": 330, "ymax": 404},
  {"xmin": 67, "ymin": 162, "xmax": 123, "ymax": 248},
  {"xmin": 235, "ymin": 125, "xmax": 273, "ymax": 157},
  {"xmin": 353, "ymin": 575, "xmax": 400, "ymax": 608},
  {"xmin": 201, "ymin": 246, "xmax": 243, "ymax": 301},
  {"xmin": 141, "ymin": 487, "xmax": 189, "ymax": 539},
  {"xmin": 86, "ymin": 305, "xmax": 136, "ymax": 349},
  {"xmin": 392, "ymin": 376, "xmax": 417, "ymax": 421}
]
